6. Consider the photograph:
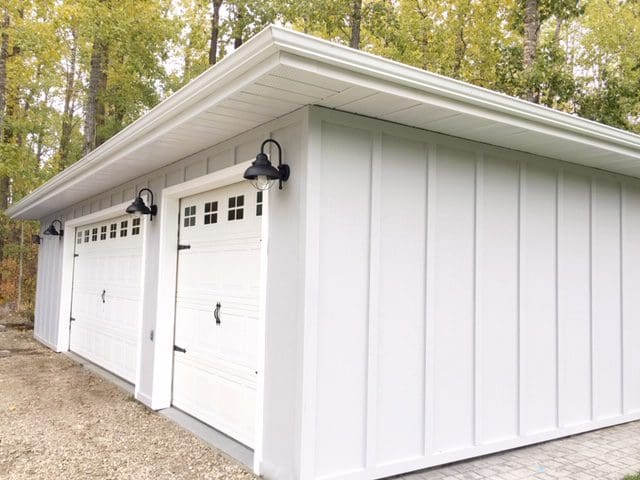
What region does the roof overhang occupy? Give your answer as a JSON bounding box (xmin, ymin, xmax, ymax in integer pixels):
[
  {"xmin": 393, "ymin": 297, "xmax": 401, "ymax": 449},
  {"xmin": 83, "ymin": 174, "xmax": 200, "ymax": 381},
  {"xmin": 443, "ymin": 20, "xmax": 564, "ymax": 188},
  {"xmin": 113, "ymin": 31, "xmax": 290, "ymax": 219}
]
[{"xmin": 9, "ymin": 25, "xmax": 640, "ymax": 219}]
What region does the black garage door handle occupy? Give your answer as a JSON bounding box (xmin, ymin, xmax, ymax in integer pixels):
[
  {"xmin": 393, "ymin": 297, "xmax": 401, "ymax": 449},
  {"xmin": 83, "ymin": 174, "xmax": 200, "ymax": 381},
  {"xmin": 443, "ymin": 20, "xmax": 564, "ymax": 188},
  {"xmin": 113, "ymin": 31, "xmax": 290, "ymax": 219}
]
[
  {"xmin": 101, "ymin": 289, "xmax": 106, "ymax": 303},
  {"xmin": 214, "ymin": 302, "xmax": 221, "ymax": 325}
]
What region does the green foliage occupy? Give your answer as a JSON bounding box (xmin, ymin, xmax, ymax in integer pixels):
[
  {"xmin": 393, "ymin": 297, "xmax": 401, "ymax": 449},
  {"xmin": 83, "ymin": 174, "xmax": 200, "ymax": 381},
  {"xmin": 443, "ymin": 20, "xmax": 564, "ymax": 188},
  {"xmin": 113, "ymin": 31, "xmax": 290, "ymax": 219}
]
[{"xmin": 3, "ymin": 0, "xmax": 640, "ymax": 314}]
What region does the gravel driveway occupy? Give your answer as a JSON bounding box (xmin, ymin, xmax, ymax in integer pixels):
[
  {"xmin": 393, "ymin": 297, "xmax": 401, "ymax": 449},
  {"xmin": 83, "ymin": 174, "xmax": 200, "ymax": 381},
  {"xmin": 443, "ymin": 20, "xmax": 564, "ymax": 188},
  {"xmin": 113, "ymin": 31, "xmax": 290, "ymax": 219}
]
[{"xmin": 0, "ymin": 313, "xmax": 257, "ymax": 480}]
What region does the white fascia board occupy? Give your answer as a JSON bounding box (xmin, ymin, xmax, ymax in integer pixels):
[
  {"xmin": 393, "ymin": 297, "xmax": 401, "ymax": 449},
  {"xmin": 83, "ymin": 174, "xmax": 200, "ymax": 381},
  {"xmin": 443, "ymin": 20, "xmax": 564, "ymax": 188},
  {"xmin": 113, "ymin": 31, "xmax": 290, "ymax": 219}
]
[
  {"xmin": 269, "ymin": 26, "xmax": 640, "ymax": 158},
  {"xmin": 6, "ymin": 27, "xmax": 281, "ymax": 220}
]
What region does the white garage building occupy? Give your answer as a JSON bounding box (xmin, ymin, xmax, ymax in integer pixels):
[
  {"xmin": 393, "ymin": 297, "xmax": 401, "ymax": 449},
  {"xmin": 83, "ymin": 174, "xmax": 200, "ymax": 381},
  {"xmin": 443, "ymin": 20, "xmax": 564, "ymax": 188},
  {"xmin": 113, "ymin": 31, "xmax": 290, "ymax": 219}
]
[{"xmin": 8, "ymin": 25, "xmax": 640, "ymax": 480}]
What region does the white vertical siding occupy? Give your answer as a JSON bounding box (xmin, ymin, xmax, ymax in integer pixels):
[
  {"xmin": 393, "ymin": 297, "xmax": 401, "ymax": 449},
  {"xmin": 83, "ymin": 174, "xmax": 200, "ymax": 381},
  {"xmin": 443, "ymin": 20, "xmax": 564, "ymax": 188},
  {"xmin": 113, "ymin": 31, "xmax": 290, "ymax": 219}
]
[
  {"xmin": 477, "ymin": 154, "xmax": 519, "ymax": 444},
  {"xmin": 520, "ymin": 163, "xmax": 558, "ymax": 435},
  {"xmin": 315, "ymin": 122, "xmax": 371, "ymax": 476},
  {"xmin": 591, "ymin": 178, "xmax": 623, "ymax": 420},
  {"xmin": 260, "ymin": 119, "xmax": 308, "ymax": 480},
  {"xmin": 33, "ymin": 229, "xmax": 63, "ymax": 348},
  {"xmin": 307, "ymin": 107, "xmax": 640, "ymax": 480},
  {"xmin": 557, "ymin": 171, "xmax": 592, "ymax": 427},
  {"xmin": 375, "ymin": 133, "xmax": 427, "ymax": 464},
  {"xmin": 622, "ymin": 184, "xmax": 640, "ymax": 414},
  {"xmin": 431, "ymin": 145, "xmax": 476, "ymax": 453}
]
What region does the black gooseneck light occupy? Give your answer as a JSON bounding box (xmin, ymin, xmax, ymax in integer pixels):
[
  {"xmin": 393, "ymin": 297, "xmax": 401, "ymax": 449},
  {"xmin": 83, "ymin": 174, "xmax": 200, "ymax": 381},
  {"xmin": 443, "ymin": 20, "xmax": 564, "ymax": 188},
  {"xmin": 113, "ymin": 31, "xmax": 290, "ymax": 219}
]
[
  {"xmin": 126, "ymin": 188, "xmax": 157, "ymax": 220},
  {"xmin": 43, "ymin": 219, "xmax": 64, "ymax": 237},
  {"xmin": 244, "ymin": 139, "xmax": 290, "ymax": 191}
]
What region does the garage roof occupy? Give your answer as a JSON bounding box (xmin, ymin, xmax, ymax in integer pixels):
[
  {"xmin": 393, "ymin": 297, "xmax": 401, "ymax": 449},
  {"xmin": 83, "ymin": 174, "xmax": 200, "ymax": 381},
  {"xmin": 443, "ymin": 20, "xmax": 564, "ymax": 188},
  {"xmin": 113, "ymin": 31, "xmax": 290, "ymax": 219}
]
[{"xmin": 9, "ymin": 25, "xmax": 640, "ymax": 219}]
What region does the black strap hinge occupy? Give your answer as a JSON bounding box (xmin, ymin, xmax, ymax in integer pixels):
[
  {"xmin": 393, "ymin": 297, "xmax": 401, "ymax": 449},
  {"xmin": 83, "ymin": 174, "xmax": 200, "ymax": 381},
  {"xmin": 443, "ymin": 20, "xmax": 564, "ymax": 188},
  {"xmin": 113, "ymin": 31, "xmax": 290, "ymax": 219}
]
[
  {"xmin": 173, "ymin": 345, "xmax": 186, "ymax": 353},
  {"xmin": 74, "ymin": 253, "xmax": 79, "ymax": 257},
  {"xmin": 70, "ymin": 317, "xmax": 76, "ymax": 322},
  {"xmin": 177, "ymin": 244, "xmax": 191, "ymax": 251}
]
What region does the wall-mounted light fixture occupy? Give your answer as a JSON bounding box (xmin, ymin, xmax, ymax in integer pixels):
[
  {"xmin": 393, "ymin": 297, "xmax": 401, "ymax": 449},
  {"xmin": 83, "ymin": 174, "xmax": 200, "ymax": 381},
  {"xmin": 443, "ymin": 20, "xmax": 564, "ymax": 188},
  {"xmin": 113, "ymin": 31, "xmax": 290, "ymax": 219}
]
[
  {"xmin": 126, "ymin": 188, "xmax": 157, "ymax": 220},
  {"xmin": 244, "ymin": 139, "xmax": 290, "ymax": 191},
  {"xmin": 32, "ymin": 234, "xmax": 41, "ymax": 245},
  {"xmin": 43, "ymin": 219, "xmax": 64, "ymax": 237}
]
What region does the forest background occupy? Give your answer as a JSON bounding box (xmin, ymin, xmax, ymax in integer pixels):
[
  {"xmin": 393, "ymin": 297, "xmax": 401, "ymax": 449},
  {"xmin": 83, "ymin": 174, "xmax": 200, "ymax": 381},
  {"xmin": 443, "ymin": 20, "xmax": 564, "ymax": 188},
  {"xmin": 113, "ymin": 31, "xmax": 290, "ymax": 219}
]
[{"xmin": 1, "ymin": 0, "xmax": 638, "ymax": 314}]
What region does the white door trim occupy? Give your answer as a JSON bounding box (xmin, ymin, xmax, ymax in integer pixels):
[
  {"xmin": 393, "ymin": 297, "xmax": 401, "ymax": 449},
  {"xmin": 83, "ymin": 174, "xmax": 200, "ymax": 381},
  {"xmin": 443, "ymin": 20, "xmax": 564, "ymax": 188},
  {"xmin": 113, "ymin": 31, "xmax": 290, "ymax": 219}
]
[
  {"xmin": 149, "ymin": 160, "xmax": 267, "ymax": 474},
  {"xmin": 56, "ymin": 201, "xmax": 150, "ymax": 395}
]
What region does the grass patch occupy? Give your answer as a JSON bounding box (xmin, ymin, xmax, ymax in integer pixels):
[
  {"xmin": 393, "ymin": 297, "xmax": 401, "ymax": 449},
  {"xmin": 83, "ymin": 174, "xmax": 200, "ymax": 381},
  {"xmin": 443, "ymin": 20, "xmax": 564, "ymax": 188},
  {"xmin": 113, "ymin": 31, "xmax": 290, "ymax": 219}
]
[{"xmin": 623, "ymin": 475, "xmax": 640, "ymax": 480}]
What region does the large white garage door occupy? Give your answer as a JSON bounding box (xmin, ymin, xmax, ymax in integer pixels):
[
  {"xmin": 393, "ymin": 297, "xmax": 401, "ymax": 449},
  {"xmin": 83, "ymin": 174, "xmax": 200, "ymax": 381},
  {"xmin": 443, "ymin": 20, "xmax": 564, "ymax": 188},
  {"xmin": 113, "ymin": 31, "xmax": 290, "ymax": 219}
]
[
  {"xmin": 69, "ymin": 214, "xmax": 144, "ymax": 383},
  {"xmin": 172, "ymin": 182, "xmax": 263, "ymax": 448}
]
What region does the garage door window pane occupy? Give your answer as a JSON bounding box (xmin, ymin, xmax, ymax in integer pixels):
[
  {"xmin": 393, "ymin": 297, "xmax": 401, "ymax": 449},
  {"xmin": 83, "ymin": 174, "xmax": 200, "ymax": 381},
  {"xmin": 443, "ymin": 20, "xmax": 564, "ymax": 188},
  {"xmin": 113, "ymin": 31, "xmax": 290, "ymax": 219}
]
[
  {"xmin": 91, "ymin": 228, "xmax": 98, "ymax": 241},
  {"xmin": 227, "ymin": 195, "xmax": 244, "ymax": 221},
  {"xmin": 77, "ymin": 231, "xmax": 82, "ymax": 244},
  {"xmin": 84, "ymin": 230, "xmax": 90, "ymax": 242},
  {"xmin": 110, "ymin": 223, "xmax": 117, "ymax": 239},
  {"xmin": 204, "ymin": 201, "xmax": 218, "ymax": 225},
  {"xmin": 120, "ymin": 220, "xmax": 128, "ymax": 237},
  {"xmin": 100, "ymin": 226, "xmax": 107, "ymax": 240},
  {"xmin": 184, "ymin": 205, "xmax": 196, "ymax": 227},
  {"xmin": 132, "ymin": 218, "xmax": 141, "ymax": 235},
  {"xmin": 256, "ymin": 192, "xmax": 263, "ymax": 216}
]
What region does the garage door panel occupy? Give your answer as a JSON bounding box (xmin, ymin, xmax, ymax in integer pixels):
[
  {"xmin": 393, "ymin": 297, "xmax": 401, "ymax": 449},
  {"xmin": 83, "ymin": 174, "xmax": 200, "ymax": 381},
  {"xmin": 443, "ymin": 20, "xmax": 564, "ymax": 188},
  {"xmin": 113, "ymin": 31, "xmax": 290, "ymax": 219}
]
[
  {"xmin": 69, "ymin": 214, "xmax": 143, "ymax": 384},
  {"xmin": 172, "ymin": 181, "xmax": 262, "ymax": 448},
  {"xmin": 173, "ymin": 356, "xmax": 256, "ymax": 445}
]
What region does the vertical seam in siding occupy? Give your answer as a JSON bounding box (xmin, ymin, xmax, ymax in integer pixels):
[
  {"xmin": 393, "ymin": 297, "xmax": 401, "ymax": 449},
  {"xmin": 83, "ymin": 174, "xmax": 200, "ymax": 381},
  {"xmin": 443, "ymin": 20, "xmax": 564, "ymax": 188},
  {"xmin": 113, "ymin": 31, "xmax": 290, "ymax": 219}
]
[
  {"xmin": 424, "ymin": 143, "xmax": 436, "ymax": 457},
  {"xmin": 555, "ymin": 169, "xmax": 561, "ymax": 429},
  {"xmin": 620, "ymin": 182, "xmax": 625, "ymax": 415},
  {"xmin": 589, "ymin": 176, "xmax": 595, "ymax": 421},
  {"xmin": 473, "ymin": 153, "xmax": 483, "ymax": 447},
  {"xmin": 517, "ymin": 161, "xmax": 524, "ymax": 437},
  {"xmin": 365, "ymin": 131, "xmax": 381, "ymax": 471}
]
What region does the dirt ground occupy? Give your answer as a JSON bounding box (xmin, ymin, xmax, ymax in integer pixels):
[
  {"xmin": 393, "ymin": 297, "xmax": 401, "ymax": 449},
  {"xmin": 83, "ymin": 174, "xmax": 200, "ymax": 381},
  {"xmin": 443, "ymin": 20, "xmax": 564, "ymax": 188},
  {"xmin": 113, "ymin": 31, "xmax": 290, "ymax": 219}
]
[{"xmin": 0, "ymin": 312, "xmax": 257, "ymax": 480}]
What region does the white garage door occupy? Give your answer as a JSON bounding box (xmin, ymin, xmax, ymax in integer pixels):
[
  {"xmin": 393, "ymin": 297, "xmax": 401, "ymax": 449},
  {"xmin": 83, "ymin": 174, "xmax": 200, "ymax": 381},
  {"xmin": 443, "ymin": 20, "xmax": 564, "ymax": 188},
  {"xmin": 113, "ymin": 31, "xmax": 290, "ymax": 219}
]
[
  {"xmin": 172, "ymin": 182, "xmax": 263, "ymax": 448},
  {"xmin": 69, "ymin": 214, "xmax": 144, "ymax": 383}
]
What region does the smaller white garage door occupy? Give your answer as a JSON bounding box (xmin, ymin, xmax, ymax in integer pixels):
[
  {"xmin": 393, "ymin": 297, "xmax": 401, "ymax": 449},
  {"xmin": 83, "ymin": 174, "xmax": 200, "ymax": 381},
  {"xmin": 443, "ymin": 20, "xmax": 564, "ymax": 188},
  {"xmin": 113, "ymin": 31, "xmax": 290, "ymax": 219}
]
[
  {"xmin": 69, "ymin": 215, "xmax": 144, "ymax": 383},
  {"xmin": 172, "ymin": 182, "xmax": 263, "ymax": 447}
]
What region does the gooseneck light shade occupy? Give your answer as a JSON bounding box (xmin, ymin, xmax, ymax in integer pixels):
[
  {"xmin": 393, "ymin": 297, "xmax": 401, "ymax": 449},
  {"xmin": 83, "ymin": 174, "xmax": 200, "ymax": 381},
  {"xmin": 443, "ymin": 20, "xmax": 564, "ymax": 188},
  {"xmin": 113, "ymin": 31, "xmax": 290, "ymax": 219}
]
[
  {"xmin": 243, "ymin": 139, "xmax": 290, "ymax": 191},
  {"xmin": 126, "ymin": 188, "xmax": 157, "ymax": 220},
  {"xmin": 43, "ymin": 219, "xmax": 63, "ymax": 237}
]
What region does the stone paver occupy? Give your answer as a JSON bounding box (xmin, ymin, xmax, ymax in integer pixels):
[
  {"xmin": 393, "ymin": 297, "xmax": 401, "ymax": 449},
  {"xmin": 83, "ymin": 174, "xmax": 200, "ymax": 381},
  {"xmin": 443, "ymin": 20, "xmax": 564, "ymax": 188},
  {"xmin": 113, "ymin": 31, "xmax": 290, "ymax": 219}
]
[{"xmin": 401, "ymin": 421, "xmax": 640, "ymax": 480}]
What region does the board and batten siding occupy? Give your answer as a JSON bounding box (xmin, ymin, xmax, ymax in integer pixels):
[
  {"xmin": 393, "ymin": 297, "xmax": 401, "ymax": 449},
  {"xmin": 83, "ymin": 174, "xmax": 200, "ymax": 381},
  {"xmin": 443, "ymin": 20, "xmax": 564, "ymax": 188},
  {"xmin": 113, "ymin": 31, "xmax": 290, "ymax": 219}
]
[{"xmin": 305, "ymin": 108, "xmax": 640, "ymax": 480}]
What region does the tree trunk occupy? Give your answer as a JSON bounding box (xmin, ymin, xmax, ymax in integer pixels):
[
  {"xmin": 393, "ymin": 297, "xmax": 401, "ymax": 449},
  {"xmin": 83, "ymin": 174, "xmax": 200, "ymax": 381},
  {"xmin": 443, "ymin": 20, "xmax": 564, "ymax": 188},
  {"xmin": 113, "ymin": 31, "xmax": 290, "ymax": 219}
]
[
  {"xmin": 208, "ymin": 0, "xmax": 223, "ymax": 65},
  {"xmin": 84, "ymin": 39, "xmax": 106, "ymax": 154},
  {"xmin": 233, "ymin": 3, "xmax": 244, "ymax": 49},
  {"xmin": 95, "ymin": 47, "xmax": 108, "ymax": 148},
  {"xmin": 0, "ymin": 8, "xmax": 9, "ymax": 217},
  {"xmin": 349, "ymin": 0, "xmax": 363, "ymax": 49},
  {"xmin": 59, "ymin": 29, "xmax": 77, "ymax": 171},
  {"xmin": 523, "ymin": 0, "xmax": 540, "ymax": 103},
  {"xmin": 0, "ymin": 8, "xmax": 9, "ymax": 144}
]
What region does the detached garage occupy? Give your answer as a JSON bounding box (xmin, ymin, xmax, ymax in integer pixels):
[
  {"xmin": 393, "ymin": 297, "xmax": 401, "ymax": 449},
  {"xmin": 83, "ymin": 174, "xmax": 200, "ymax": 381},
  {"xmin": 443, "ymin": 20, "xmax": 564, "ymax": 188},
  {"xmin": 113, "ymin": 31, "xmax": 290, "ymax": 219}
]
[{"xmin": 7, "ymin": 25, "xmax": 640, "ymax": 480}]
